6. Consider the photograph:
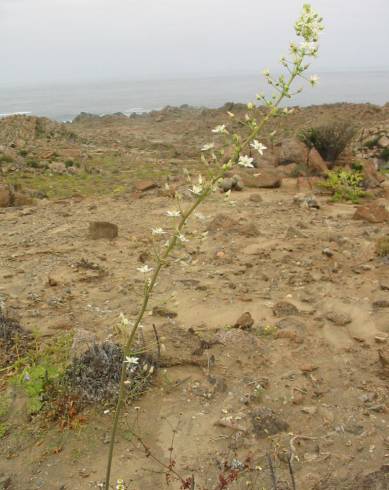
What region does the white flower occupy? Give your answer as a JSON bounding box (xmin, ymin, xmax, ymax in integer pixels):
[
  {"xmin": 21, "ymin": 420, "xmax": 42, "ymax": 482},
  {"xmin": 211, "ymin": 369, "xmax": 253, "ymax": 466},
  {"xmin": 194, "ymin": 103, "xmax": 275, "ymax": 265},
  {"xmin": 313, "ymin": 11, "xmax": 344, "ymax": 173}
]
[
  {"xmin": 262, "ymin": 68, "xmax": 270, "ymax": 77},
  {"xmin": 137, "ymin": 265, "xmax": 153, "ymax": 273},
  {"xmin": 166, "ymin": 210, "xmax": 181, "ymax": 217},
  {"xmin": 190, "ymin": 175, "xmax": 204, "ymax": 195},
  {"xmin": 238, "ymin": 155, "xmax": 254, "ymax": 168},
  {"xmin": 201, "ymin": 143, "xmax": 214, "ymax": 151},
  {"xmin": 152, "ymin": 227, "xmax": 166, "ymax": 235},
  {"xmin": 250, "ymin": 140, "xmax": 267, "ymax": 155},
  {"xmin": 116, "ymin": 479, "xmax": 125, "ymax": 490},
  {"xmin": 176, "ymin": 233, "xmax": 189, "ymax": 243},
  {"xmin": 212, "ymin": 124, "xmax": 227, "ymax": 134},
  {"xmin": 125, "ymin": 356, "xmax": 139, "ymax": 365},
  {"xmin": 119, "ymin": 313, "xmax": 130, "ymax": 327},
  {"xmin": 309, "ymin": 74, "xmax": 319, "ymax": 86},
  {"xmin": 190, "ymin": 184, "xmax": 203, "ymax": 195},
  {"xmin": 194, "ymin": 211, "xmax": 206, "ymax": 220}
]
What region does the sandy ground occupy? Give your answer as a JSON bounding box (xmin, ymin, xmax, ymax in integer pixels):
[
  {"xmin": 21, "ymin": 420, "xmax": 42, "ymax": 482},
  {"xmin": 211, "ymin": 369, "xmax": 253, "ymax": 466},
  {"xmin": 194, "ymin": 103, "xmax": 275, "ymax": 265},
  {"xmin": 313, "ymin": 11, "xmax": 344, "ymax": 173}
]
[{"xmin": 1, "ymin": 183, "xmax": 389, "ymax": 489}]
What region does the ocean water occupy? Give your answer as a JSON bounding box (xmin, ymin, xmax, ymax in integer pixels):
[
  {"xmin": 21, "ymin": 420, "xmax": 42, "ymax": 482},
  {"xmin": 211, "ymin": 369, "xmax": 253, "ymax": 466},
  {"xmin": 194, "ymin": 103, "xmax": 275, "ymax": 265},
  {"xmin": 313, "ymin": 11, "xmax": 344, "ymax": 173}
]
[{"xmin": 0, "ymin": 71, "xmax": 388, "ymax": 122}]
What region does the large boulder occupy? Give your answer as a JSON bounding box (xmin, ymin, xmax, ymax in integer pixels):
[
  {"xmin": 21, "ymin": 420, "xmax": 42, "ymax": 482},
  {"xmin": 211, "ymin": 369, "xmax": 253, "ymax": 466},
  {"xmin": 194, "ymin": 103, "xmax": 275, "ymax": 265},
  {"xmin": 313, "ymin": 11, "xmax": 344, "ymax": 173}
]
[
  {"xmin": 307, "ymin": 148, "xmax": 328, "ymax": 176},
  {"xmin": 362, "ymin": 160, "xmax": 385, "ymax": 188},
  {"xmin": 238, "ymin": 169, "xmax": 282, "ymax": 189},
  {"xmin": 0, "ymin": 184, "xmax": 12, "ymax": 207},
  {"xmin": 353, "ymin": 202, "xmax": 389, "ymax": 223},
  {"xmin": 276, "ymin": 138, "xmax": 309, "ymax": 165}
]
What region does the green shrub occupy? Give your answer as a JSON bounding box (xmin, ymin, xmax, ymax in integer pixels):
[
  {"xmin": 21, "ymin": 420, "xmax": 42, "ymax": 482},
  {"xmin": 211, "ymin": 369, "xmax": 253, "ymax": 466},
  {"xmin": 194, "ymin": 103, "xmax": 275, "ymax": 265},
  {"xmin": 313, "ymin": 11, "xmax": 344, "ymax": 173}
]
[
  {"xmin": 299, "ymin": 121, "xmax": 356, "ymax": 162},
  {"xmin": 364, "ymin": 136, "xmax": 380, "ymax": 149},
  {"xmin": 0, "ymin": 154, "xmax": 14, "ymax": 164},
  {"xmin": 26, "ymin": 158, "xmax": 39, "ymax": 168},
  {"xmin": 65, "ymin": 159, "xmax": 74, "ymax": 168},
  {"xmin": 380, "ymin": 148, "xmax": 389, "ymax": 162},
  {"xmin": 319, "ymin": 169, "xmax": 367, "ymax": 203},
  {"xmin": 18, "ymin": 149, "xmax": 28, "ymax": 157}
]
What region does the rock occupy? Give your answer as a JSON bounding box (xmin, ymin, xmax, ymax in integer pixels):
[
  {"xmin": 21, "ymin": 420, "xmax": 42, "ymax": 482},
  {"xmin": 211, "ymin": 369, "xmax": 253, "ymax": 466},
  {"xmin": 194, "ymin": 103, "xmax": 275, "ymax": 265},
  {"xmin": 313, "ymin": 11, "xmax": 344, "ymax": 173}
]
[
  {"xmin": 276, "ymin": 317, "xmax": 305, "ymax": 332},
  {"xmin": 219, "ymin": 174, "xmax": 243, "ymax": 192},
  {"xmin": 322, "ymin": 248, "xmax": 334, "ymax": 257},
  {"xmin": 276, "ymin": 138, "xmax": 309, "ymax": 165},
  {"xmin": 232, "ymin": 175, "xmax": 244, "ymax": 191},
  {"xmin": 89, "ymin": 221, "xmax": 118, "ymax": 239},
  {"xmin": 380, "ymin": 278, "xmax": 389, "ymax": 291},
  {"xmin": 134, "ymin": 180, "xmax": 158, "ymax": 192},
  {"xmin": 373, "ymin": 299, "xmax": 389, "ymax": 309},
  {"xmin": 220, "ymin": 178, "xmax": 235, "ymax": 193},
  {"xmin": 353, "ymin": 202, "xmax": 389, "ymax": 223},
  {"xmin": 301, "ymin": 406, "xmax": 317, "ymax": 415},
  {"xmin": 326, "ymin": 311, "xmax": 352, "ymax": 326},
  {"xmin": 378, "ymin": 135, "xmax": 389, "ymax": 148},
  {"xmin": 240, "ymin": 170, "xmax": 282, "ymax": 189},
  {"xmin": 70, "ymin": 328, "xmax": 97, "ymax": 360},
  {"xmin": 378, "ymin": 346, "xmax": 389, "ymax": 368},
  {"xmin": 362, "ymin": 161, "xmax": 385, "ymax": 188},
  {"xmin": 48, "ymin": 275, "xmax": 59, "ymax": 287},
  {"xmin": 279, "ymin": 162, "xmax": 298, "ymax": 176},
  {"xmin": 293, "ymin": 193, "xmax": 320, "ymax": 209},
  {"xmin": 0, "ymin": 184, "xmax": 12, "ymax": 207},
  {"xmin": 49, "ymin": 161, "xmax": 67, "ymax": 174},
  {"xmin": 248, "ymin": 193, "xmax": 263, "ymax": 203},
  {"xmin": 233, "ymin": 312, "xmax": 254, "ymax": 330},
  {"xmin": 0, "ymin": 476, "xmax": 11, "ymax": 490},
  {"xmin": 308, "ymin": 148, "xmax": 328, "ymax": 176},
  {"xmin": 344, "ymin": 422, "xmax": 364, "ymax": 435},
  {"xmin": 273, "ymin": 301, "xmax": 299, "ymax": 317},
  {"xmin": 250, "ymin": 407, "xmax": 289, "ymax": 437},
  {"xmin": 152, "ymin": 306, "xmax": 177, "ymax": 318},
  {"xmin": 13, "ymin": 192, "xmax": 34, "ymax": 206}
]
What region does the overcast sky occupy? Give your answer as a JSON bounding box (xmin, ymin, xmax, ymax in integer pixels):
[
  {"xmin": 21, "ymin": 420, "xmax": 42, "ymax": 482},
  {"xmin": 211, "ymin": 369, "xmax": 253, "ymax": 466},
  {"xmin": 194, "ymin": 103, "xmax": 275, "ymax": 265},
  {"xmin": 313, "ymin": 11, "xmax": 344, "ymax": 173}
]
[{"xmin": 1, "ymin": 0, "xmax": 388, "ymax": 86}]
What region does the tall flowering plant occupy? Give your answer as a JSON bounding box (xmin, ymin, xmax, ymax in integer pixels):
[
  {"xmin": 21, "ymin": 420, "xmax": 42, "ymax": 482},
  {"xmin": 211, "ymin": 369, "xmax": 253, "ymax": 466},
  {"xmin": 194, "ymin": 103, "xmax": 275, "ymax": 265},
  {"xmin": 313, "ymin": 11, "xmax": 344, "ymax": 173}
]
[{"xmin": 105, "ymin": 4, "xmax": 324, "ymax": 488}]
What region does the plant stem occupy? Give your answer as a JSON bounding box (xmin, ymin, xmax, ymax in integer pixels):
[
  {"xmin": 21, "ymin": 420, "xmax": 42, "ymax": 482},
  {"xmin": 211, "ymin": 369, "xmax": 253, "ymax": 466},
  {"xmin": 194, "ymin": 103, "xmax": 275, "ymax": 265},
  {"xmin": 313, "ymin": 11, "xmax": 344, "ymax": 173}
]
[{"xmin": 104, "ymin": 59, "xmax": 303, "ymax": 490}]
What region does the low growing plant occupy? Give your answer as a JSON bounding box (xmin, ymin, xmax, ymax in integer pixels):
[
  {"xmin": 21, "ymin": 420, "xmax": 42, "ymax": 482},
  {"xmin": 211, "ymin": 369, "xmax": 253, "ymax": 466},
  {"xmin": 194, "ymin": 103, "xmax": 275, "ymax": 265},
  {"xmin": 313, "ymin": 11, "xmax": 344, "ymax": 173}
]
[
  {"xmin": 376, "ymin": 236, "xmax": 389, "ymax": 257},
  {"xmin": 318, "ymin": 168, "xmax": 367, "ymax": 203},
  {"xmin": 299, "ymin": 120, "xmax": 356, "ymax": 162},
  {"xmin": 104, "ymin": 4, "xmax": 324, "ymax": 489},
  {"xmin": 380, "ymin": 148, "xmax": 389, "ymax": 162}
]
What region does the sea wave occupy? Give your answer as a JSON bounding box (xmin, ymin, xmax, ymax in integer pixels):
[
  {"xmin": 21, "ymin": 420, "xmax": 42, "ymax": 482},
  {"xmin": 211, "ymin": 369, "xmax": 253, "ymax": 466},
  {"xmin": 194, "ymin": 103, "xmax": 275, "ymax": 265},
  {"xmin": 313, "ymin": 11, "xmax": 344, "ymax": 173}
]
[{"xmin": 0, "ymin": 111, "xmax": 32, "ymax": 118}]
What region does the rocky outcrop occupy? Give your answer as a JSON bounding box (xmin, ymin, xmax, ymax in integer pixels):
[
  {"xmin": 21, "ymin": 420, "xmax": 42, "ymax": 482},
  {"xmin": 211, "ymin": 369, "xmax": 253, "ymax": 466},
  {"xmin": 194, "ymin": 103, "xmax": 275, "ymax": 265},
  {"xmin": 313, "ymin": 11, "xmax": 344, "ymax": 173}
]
[
  {"xmin": 276, "ymin": 138, "xmax": 309, "ymax": 165},
  {"xmin": 353, "ymin": 201, "xmax": 389, "ymax": 223},
  {"xmin": 0, "ymin": 183, "xmax": 35, "ymax": 208}
]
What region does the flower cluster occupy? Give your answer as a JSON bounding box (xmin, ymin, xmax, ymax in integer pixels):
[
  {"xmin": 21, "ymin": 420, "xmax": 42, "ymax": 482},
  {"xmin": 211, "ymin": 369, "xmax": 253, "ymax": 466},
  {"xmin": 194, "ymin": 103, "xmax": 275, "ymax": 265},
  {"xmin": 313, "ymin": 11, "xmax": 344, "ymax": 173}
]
[{"xmin": 295, "ymin": 3, "xmax": 324, "ymax": 43}]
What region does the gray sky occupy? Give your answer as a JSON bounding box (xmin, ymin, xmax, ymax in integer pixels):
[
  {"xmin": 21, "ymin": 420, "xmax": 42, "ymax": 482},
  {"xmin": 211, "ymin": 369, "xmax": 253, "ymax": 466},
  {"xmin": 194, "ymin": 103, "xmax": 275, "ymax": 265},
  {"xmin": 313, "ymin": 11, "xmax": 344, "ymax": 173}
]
[{"xmin": 1, "ymin": 0, "xmax": 388, "ymax": 86}]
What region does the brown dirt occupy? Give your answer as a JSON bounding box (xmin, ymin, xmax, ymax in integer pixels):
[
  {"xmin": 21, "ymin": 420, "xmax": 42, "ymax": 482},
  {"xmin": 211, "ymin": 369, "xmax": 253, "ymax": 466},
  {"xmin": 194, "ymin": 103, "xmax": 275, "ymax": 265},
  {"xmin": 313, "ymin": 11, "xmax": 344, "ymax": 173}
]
[{"xmin": 0, "ymin": 104, "xmax": 389, "ymax": 490}]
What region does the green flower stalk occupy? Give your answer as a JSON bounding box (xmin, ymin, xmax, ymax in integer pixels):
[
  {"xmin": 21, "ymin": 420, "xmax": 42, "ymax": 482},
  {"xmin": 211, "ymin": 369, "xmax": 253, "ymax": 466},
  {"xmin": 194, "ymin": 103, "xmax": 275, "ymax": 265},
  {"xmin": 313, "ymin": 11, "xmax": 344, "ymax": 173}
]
[{"xmin": 105, "ymin": 4, "xmax": 324, "ymax": 488}]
